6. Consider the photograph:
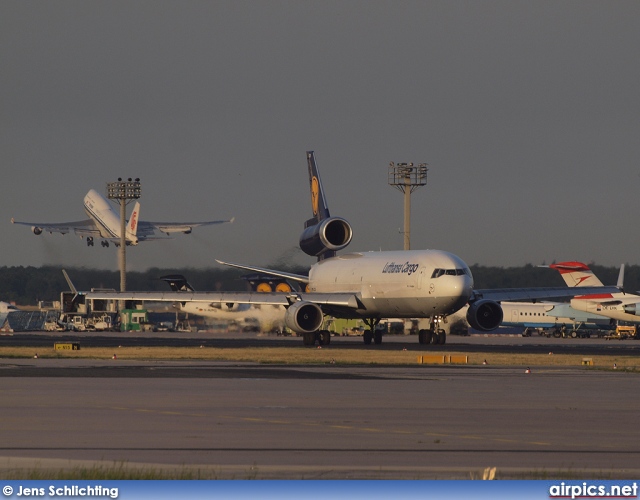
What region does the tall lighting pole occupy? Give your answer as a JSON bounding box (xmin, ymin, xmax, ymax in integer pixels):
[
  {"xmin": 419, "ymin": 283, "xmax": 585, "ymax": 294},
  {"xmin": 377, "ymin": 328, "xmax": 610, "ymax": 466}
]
[
  {"xmin": 388, "ymin": 163, "xmax": 428, "ymax": 250},
  {"xmin": 107, "ymin": 178, "xmax": 141, "ymax": 295}
]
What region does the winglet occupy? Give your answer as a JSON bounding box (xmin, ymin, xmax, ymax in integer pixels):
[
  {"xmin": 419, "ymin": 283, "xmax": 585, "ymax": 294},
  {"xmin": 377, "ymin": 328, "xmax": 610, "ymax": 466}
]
[{"xmin": 62, "ymin": 269, "xmax": 78, "ymax": 294}]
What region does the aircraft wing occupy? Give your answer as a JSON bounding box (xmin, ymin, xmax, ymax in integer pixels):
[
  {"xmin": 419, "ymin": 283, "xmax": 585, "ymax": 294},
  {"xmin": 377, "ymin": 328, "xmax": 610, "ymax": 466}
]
[
  {"xmin": 137, "ymin": 218, "xmax": 234, "ymax": 237},
  {"xmin": 83, "ymin": 290, "xmax": 361, "ymax": 309},
  {"xmin": 471, "ymin": 285, "xmax": 620, "ymax": 302},
  {"xmin": 215, "ymin": 260, "xmax": 310, "ymax": 284},
  {"xmin": 11, "ymin": 218, "xmax": 100, "ymax": 236}
]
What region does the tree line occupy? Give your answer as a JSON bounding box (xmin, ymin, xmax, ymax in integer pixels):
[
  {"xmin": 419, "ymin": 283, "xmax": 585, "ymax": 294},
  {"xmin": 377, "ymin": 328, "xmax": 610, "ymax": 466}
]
[{"xmin": 0, "ymin": 263, "xmax": 635, "ymax": 307}]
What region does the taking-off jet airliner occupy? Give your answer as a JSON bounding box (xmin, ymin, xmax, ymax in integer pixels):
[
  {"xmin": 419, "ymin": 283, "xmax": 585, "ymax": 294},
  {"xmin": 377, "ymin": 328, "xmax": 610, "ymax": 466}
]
[
  {"xmin": 85, "ymin": 152, "xmax": 617, "ymax": 346},
  {"xmin": 12, "ymin": 188, "xmax": 233, "ymax": 247}
]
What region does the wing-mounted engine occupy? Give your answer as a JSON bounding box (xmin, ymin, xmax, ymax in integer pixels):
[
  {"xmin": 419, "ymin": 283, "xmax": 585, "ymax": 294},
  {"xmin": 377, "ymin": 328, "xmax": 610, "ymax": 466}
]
[
  {"xmin": 299, "ymin": 217, "xmax": 353, "ymax": 257},
  {"xmin": 466, "ymin": 299, "xmax": 503, "ymax": 331},
  {"xmin": 32, "ymin": 226, "xmax": 43, "ymax": 235},
  {"xmin": 284, "ymin": 301, "xmax": 324, "ymax": 334}
]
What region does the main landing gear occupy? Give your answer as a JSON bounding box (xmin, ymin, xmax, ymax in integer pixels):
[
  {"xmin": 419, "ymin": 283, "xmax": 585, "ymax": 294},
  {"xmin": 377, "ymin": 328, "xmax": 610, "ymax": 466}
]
[
  {"xmin": 302, "ymin": 330, "xmax": 332, "ymax": 346},
  {"xmin": 87, "ymin": 237, "xmax": 110, "ymax": 247},
  {"xmin": 362, "ymin": 318, "xmax": 382, "ymax": 345}
]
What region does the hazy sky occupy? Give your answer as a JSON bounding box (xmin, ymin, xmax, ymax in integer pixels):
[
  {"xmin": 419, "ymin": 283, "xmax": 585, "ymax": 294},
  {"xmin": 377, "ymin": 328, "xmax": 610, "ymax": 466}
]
[{"xmin": 3, "ymin": 1, "xmax": 640, "ymax": 272}]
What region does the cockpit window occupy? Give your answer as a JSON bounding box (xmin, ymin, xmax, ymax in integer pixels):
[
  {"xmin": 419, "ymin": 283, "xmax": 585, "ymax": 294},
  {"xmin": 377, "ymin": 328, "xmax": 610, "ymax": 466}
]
[{"xmin": 431, "ymin": 268, "xmax": 470, "ymax": 279}]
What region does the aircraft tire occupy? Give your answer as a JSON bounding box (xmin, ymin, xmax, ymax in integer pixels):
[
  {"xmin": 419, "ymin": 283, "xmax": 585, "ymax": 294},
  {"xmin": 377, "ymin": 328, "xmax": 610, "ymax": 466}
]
[
  {"xmin": 374, "ymin": 331, "xmax": 382, "ymax": 345},
  {"xmin": 437, "ymin": 330, "xmax": 446, "ymax": 345},
  {"xmin": 303, "ymin": 332, "xmax": 316, "ymax": 346},
  {"xmin": 421, "ymin": 330, "xmax": 433, "ymax": 345},
  {"xmin": 363, "ymin": 330, "xmax": 373, "ymax": 345},
  {"xmin": 318, "ymin": 330, "xmax": 331, "ymax": 345}
]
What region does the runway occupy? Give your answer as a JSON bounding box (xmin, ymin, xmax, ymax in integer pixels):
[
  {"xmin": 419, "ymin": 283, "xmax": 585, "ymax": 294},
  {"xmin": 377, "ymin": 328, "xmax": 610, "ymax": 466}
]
[{"xmin": 1, "ymin": 334, "xmax": 639, "ymax": 479}]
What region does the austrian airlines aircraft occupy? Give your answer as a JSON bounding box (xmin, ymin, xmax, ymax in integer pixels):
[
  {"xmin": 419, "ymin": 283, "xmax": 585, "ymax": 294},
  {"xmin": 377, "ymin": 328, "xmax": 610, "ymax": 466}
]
[
  {"xmin": 549, "ymin": 261, "xmax": 640, "ymax": 324},
  {"xmin": 12, "ymin": 189, "xmax": 233, "ymax": 247},
  {"xmin": 85, "ymin": 152, "xmax": 617, "ymax": 346}
]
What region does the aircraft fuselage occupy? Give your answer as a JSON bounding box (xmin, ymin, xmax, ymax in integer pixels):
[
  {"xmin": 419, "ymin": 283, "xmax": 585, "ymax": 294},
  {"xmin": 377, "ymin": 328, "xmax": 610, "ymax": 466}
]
[{"xmin": 308, "ymin": 249, "xmax": 473, "ymax": 318}]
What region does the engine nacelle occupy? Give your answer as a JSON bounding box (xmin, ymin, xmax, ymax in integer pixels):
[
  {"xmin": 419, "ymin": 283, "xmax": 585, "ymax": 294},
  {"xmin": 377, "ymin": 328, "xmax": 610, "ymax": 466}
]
[
  {"xmin": 208, "ymin": 302, "xmax": 244, "ymax": 312},
  {"xmin": 284, "ymin": 301, "xmax": 324, "ymax": 334},
  {"xmin": 466, "ymin": 299, "xmax": 503, "ymax": 331},
  {"xmin": 623, "ymin": 303, "xmax": 640, "ymax": 316},
  {"xmin": 299, "ymin": 217, "xmax": 353, "ymax": 257},
  {"xmin": 32, "ymin": 226, "xmax": 43, "ymax": 235}
]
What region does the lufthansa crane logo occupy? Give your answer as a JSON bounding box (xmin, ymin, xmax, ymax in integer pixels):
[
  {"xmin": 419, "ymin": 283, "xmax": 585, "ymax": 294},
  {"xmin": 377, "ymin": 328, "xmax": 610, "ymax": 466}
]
[{"xmin": 311, "ymin": 176, "xmax": 320, "ymax": 216}]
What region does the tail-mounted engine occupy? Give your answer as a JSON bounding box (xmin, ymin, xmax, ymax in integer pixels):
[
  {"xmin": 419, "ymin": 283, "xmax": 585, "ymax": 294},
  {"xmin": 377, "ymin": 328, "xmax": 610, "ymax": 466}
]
[
  {"xmin": 299, "ymin": 217, "xmax": 353, "ymax": 257},
  {"xmin": 623, "ymin": 303, "xmax": 640, "ymax": 316},
  {"xmin": 284, "ymin": 301, "xmax": 324, "ymax": 334},
  {"xmin": 466, "ymin": 299, "xmax": 503, "ymax": 331}
]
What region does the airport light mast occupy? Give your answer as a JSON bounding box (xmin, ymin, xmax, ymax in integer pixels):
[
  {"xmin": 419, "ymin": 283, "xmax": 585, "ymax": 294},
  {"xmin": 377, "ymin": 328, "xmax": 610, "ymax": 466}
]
[
  {"xmin": 388, "ymin": 162, "xmax": 428, "ymax": 250},
  {"xmin": 107, "ymin": 178, "xmax": 141, "ymax": 296}
]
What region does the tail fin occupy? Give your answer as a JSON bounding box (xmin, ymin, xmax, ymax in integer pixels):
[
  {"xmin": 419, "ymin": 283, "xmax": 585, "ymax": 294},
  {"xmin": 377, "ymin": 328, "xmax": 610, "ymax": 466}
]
[
  {"xmin": 305, "ymin": 151, "xmax": 331, "ymax": 228},
  {"xmin": 127, "ymin": 202, "xmax": 140, "ymax": 236},
  {"xmin": 548, "ymin": 261, "xmax": 604, "ymax": 287},
  {"xmin": 159, "ymin": 275, "xmax": 195, "ymax": 292},
  {"xmin": 300, "ymin": 151, "xmax": 353, "ymax": 261}
]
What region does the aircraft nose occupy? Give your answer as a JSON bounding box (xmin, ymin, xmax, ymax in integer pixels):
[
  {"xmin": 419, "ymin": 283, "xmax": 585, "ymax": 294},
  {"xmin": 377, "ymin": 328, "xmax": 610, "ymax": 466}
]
[{"xmin": 443, "ymin": 274, "xmax": 474, "ymax": 312}]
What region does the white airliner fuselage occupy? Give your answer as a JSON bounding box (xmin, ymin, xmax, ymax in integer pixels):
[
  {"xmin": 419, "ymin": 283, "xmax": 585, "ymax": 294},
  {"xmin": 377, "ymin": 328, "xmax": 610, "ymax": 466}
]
[
  {"xmin": 178, "ymin": 301, "xmax": 286, "ymax": 332},
  {"xmin": 83, "ymin": 189, "xmax": 139, "ymax": 244},
  {"xmin": 309, "ymin": 250, "xmax": 473, "ymax": 318},
  {"xmin": 570, "ymin": 294, "xmax": 640, "ymax": 323}
]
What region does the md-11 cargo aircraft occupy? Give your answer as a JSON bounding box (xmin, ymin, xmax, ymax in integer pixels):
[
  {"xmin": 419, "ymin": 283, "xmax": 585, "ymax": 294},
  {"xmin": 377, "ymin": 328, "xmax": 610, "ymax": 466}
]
[
  {"xmin": 85, "ymin": 152, "xmax": 618, "ymax": 346},
  {"xmin": 12, "ymin": 188, "xmax": 233, "ymax": 247}
]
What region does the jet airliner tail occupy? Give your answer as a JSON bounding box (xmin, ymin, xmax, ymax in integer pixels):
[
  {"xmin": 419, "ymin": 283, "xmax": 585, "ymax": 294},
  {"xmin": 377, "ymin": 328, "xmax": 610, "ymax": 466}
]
[
  {"xmin": 547, "ymin": 261, "xmax": 604, "ymax": 287},
  {"xmin": 128, "ymin": 202, "xmax": 140, "ymax": 234},
  {"xmin": 305, "ymin": 151, "xmax": 331, "ymax": 228},
  {"xmin": 159, "ymin": 275, "xmax": 195, "ymax": 292}
]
